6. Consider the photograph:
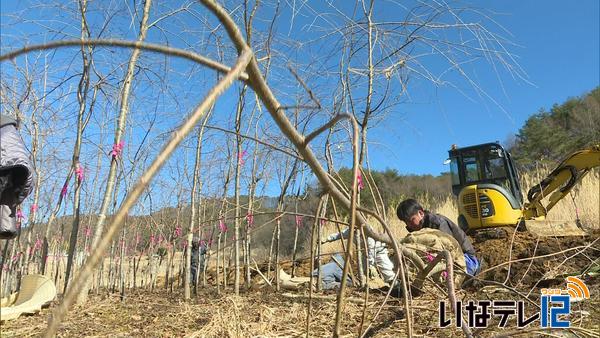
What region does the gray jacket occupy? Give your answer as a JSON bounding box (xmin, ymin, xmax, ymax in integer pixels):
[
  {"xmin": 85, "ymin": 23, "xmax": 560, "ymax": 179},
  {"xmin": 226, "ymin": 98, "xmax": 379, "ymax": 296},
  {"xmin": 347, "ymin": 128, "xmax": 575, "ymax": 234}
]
[
  {"xmin": 422, "ymin": 212, "xmax": 476, "ymax": 256},
  {"xmin": 0, "ymin": 115, "xmax": 34, "ymax": 239}
]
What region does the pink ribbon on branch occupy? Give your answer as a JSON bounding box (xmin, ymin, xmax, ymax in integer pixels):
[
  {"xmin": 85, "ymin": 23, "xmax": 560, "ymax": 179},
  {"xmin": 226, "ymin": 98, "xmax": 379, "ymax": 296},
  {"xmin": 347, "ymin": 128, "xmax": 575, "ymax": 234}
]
[
  {"xmin": 16, "ymin": 209, "xmax": 24, "ymax": 221},
  {"xmin": 295, "ymin": 215, "xmax": 304, "ymax": 227},
  {"xmin": 61, "ymin": 183, "xmax": 68, "ymax": 198},
  {"xmin": 357, "ymin": 171, "xmax": 365, "ymax": 190},
  {"xmin": 75, "ymin": 164, "xmax": 85, "ymax": 182},
  {"xmin": 30, "ymin": 204, "xmax": 38, "ymax": 213},
  {"xmin": 85, "ymin": 226, "xmax": 91, "ymax": 237},
  {"xmin": 238, "ymin": 150, "xmax": 248, "ymax": 166},
  {"xmin": 11, "ymin": 252, "xmax": 22, "ymax": 262},
  {"xmin": 111, "ymin": 140, "xmax": 125, "ymax": 158},
  {"xmin": 246, "ymin": 213, "xmax": 254, "ymax": 227},
  {"xmin": 34, "ymin": 238, "xmax": 43, "ymax": 251},
  {"xmin": 174, "ymin": 226, "xmax": 182, "ymax": 238},
  {"xmin": 219, "ymin": 218, "xmax": 228, "ymax": 233},
  {"xmin": 425, "ymin": 252, "xmax": 448, "ymax": 278}
]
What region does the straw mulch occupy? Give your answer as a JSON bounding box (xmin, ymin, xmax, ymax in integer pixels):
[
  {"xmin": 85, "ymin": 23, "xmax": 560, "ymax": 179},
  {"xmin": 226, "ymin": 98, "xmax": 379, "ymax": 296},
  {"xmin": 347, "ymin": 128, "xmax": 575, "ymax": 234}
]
[{"xmin": 2, "ymin": 230, "xmax": 600, "ymax": 337}]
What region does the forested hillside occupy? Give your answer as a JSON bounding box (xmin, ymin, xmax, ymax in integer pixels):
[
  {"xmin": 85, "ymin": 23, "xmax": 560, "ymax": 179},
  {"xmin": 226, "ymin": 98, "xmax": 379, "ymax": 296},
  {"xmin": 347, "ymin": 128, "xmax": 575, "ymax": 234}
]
[
  {"xmin": 319, "ymin": 168, "xmax": 451, "ymax": 213},
  {"xmin": 509, "ymin": 86, "xmax": 600, "ymax": 169}
]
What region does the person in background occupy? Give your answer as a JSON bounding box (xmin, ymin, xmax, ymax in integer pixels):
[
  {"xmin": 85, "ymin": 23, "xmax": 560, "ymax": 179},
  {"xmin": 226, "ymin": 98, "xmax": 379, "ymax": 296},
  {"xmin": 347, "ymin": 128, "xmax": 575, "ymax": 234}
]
[
  {"xmin": 311, "ymin": 253, "xmax": 353, "ymax": 290},
  {"xmin": 396, "ymin": 198, "xmax": 480, "ymax": 276},
  {"xmin": 190, "ymin": 237, "xmax": 207, "ymax": 288},
  {"xmin": 0, "ymin": 115, "xmax": 34, "ymax": 240}
]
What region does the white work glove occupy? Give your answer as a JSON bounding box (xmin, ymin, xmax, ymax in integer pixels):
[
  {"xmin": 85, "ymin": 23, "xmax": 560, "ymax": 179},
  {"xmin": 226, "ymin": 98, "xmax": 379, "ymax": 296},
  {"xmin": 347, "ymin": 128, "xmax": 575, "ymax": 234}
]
[{"xmin": 368, "ymin": 265, "xmax": 380, "ymax": 279}]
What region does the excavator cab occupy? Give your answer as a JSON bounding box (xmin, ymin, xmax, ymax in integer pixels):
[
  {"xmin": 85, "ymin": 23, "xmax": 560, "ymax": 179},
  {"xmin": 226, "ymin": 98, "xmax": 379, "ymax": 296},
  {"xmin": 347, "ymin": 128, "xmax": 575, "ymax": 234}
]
[
  {"xmin": 448, "ymin": 143, "xmax": 524, "ymax": 232},
  {"xmin": 447, "ymin": 142, "xmax": 597, "ymax": 236}
]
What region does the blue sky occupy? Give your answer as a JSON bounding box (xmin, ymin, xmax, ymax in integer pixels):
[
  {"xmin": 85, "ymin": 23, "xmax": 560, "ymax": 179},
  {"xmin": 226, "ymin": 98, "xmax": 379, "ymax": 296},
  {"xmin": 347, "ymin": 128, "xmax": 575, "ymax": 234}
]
[
  {"xmin": 367, "ymin": 0, "xmax": 599, "ymax": 176},
  {"xmin": 1, "ymin": 0, "xmax": 599, "ymax": 207}
]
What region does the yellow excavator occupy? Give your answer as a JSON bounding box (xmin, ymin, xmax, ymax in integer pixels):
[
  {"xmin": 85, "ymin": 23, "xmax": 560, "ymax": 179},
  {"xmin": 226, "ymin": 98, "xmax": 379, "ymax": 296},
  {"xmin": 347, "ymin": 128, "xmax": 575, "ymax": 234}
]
[{"xmin": 446, "ymin": 142, "xmax": 600, "ymax": 236}]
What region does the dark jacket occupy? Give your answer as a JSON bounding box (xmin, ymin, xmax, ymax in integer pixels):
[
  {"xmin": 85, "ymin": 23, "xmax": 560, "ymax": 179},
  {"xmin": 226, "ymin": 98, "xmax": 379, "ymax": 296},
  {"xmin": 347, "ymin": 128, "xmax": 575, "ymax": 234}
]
[
  {"xmin": 422, "ymin": 211, "xmax": 476, "ymax": 255},
  {"xmin": 0, "ymin": 115, "xmax": 34, "ymax": 239},
  {"xmin": 190, "ymin": 239, "xmax": 207, "ymax": 284}
]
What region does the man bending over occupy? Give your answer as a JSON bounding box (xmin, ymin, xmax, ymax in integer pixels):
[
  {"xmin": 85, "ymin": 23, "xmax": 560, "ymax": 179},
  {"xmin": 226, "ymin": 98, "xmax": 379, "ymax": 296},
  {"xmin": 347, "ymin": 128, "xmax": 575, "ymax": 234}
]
[{"xmin": 396, "ymin": 198, "xmax": 480, "ymax": 276}]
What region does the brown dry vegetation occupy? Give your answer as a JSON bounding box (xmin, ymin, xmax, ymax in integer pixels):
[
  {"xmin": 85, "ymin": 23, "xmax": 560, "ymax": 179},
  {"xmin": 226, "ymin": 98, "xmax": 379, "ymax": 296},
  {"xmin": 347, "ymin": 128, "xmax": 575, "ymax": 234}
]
[
  {"xmin": 2, "ymin": 173, "xmax": 599, "ymax": 337},
  {"xmin": 2, "ymin": 230, "xmax": 599, "ymax": 338}
]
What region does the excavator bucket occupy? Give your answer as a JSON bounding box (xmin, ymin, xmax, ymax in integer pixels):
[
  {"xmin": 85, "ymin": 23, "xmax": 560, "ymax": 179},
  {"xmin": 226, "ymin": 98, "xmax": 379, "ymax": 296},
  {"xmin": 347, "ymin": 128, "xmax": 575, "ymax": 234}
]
[{"xmin": 523, "ymin": 219, "xmax": 587, "ymax": 237}]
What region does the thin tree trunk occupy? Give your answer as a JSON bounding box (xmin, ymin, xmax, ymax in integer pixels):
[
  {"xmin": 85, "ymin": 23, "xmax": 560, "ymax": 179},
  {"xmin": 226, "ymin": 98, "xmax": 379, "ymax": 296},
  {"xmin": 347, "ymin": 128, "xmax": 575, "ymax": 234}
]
[
  {"xmin": 76, "ymin": 0, "xmax": 152, "ymax": 305},
  {"xmin": 184, "ymin": 112, "xmax": 210, "ymax": 299},
  {"xmin": 266, "ymin": 220, "xmax": 276, "ymax": 280},
  {"xmin": 245, "ymin": 156, "xmax": 258, "ymax": 287},
  {"xmin": 222, "ymin": 231, "xmax": 228, "ymax": 288},
  {"xmin": 291, "ymin": 202, "xmax": 300, "ymax": 277},
  {"xmin": 2, "ymin": 240, "xmax": 19, "ymax": 296},
  {"xmin": 193, "ymin": 113, "xmax": 214, "ymax": 294},
  {"xmin": 64, "ymin": 0, "xmax": 96, "ymax": 294},
  {"xmin": 217, "ymin": 145, "xmax": 233, "ymax": 292},
  {"xmin": 275, "ymin": 212, "xmax": 281, "ymax": 292},
  {"xmin": 306, "ymin": 195, "xmax": 327, "ymax": 334},
  {"xmin": 316, "ymin": 194, "xmax": 329, "ymax": 291},
  {"xmin": 1, "ymin": 236, "xmax": 11, "ymax": 287},
  {"xmin": 25, "ymin": 91, "xmax": 43, "ymax": 274},
  {"xmin": 216, "ymin": 231, "xmax": 222, "ymax": 293},
  {"xmin": 108, "ymin": 241, "xmax": 115, "ymax": 292},
  {"xmin": 119, "ymin": 229, "xmax": 126, "ymax": 300},
  {"xmin": 233, "ymin": 88, "xmax": 245, "ymax": 295}
]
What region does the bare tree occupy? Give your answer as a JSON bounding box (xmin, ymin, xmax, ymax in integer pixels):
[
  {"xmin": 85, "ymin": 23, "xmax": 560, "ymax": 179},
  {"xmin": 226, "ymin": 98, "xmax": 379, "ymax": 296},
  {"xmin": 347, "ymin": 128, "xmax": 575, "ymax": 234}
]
[
  {"xmin": 63, "ymin": 0, "xmax": 96, "ymax": 293},
  {"xmin": 184, "ymin": 109, "xmax": 211, "ymax": 299},
  {"xmin": 75, "ymin": 0, "xmax": 153, "ymax": 305}
]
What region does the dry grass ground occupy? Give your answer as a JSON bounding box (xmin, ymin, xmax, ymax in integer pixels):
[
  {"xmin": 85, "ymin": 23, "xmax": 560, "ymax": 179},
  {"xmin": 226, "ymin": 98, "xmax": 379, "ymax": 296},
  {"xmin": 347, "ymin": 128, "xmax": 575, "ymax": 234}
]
[
  {"xmin": 3, "ymin": 229, "xmax": 599, "ymax": 337},
  {"xmin": 2, "ymin": 172, "xmax": 598, "ymax": 337}
]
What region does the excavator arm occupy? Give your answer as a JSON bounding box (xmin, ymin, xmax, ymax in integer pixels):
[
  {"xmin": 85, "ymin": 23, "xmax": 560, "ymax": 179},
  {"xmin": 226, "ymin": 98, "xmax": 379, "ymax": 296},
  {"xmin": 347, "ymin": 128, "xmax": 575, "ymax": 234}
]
[{"xmin": 523, "ymin": 144, "xmax": 600, "ymax": 219}]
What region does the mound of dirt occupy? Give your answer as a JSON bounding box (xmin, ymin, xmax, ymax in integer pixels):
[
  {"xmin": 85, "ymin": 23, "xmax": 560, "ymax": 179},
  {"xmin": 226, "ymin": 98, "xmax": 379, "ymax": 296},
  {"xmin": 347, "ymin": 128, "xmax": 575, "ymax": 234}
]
[{"xmin": 473, "ymin": 229, "xmax": 599, "ymax": 288}]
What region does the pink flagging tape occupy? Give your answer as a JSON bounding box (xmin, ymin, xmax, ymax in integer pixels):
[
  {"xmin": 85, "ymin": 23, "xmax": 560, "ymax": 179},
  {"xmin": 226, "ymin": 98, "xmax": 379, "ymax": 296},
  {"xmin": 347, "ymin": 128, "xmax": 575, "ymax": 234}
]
[{"xmin": 111, "ymin": 140, "xmax": 125, "ymax": 158}]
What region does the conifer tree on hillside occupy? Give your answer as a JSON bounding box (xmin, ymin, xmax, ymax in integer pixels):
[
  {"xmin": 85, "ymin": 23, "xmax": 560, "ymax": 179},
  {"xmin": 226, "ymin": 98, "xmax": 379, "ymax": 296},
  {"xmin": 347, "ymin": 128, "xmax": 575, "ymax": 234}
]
[{"xmin": 510, "ymin": 87, "xmax": 600, "ymax": 169}]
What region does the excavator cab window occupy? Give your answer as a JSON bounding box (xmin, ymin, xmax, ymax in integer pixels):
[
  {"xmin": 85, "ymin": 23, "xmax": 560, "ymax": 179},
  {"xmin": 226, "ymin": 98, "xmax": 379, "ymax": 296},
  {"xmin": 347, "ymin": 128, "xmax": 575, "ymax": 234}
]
[
  {"xmin": 449, "ymin": 159, "xmax": 460, "ymax": 185},
  {"xmin": 484, "ymin": 150, "xmax": 505, "ymax": 179},
  {"xmin": 448, "ymin": 143, "xmax": 523, "ymax": 204},
  {"xmin": 463, "ymin": 153, "xmax": 480, "ymax": 183},
  {"xmin": 505, "ymin": 150, "xmax": 524, "ymax": 205},
  {"xmin": 483, "ymin": 148, "xmax": 508, "ymax": 181}
]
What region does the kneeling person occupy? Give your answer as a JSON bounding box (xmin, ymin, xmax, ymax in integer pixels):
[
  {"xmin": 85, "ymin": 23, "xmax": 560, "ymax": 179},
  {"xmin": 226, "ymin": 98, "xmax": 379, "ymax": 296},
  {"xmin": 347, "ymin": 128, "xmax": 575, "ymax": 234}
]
[
  {"xmin": 396, "ymin": 199, "xmax": 480, "ymax": 276},
  {"xmin": 322, "ymin": 227, "xmax": 396, "ymax": 286}
]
